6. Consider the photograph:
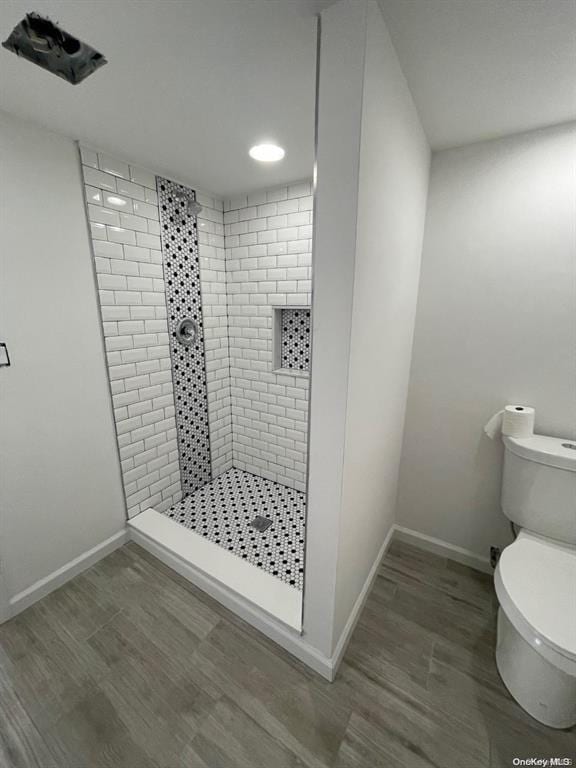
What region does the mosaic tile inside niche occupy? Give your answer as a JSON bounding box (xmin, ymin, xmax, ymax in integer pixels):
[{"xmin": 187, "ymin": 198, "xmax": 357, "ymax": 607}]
[
  {"xmin": 157, "ymin": 176, "xmax": 212, "ymax": 494},
  {"xmin": 281, "ymin": 308, "xmax": 311, "ymax": 372}
]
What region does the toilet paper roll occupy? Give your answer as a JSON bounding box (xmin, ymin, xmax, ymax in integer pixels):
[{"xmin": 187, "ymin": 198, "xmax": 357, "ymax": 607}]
[
  {"xmin": 502, "ymin": 405, "xmax": 535, "ymax": 438},
  {"xmin": 484, "ymin": 405, "xmax": 535, "ymax": 439}
]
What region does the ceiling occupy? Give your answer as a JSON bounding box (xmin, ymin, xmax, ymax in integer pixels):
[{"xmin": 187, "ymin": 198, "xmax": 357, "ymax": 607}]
[
  {"xmin": 0, "ymin": 0, "xmax": 327, "ymax": 197},
  {"xmin": 1, "ymin": 1, "xmax": 574, "ymax": 196},
  {"xmin": 378, "ymin": 0, "xmax": 576, "ymax": 150}
]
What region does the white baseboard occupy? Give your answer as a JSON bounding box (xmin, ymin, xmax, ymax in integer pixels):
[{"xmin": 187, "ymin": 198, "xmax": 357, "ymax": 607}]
[
  {"xmin": 393, "ymin": 525, "xmax": 492, "ymax": 574},
  {"xmin": 129, "ymin": 523, "xmax": 334, "ymax": 680},
  {"xmin": 0, "ymin": 566, "xmax": 10, "ymax": 624},
  {"xmin": 1, "ymin": 515, "xmax": 492, "ymax": 681},
  {"xmin": 329, "ymin": 524, "xmax": 396, "ymax": 679},
  {"xmin": 6, "ymin": 529, "xmax": 128, "ymax": 621},
  {"xmin": 327, "ymin": 524, "xmax": 492, "ymax": 679}
]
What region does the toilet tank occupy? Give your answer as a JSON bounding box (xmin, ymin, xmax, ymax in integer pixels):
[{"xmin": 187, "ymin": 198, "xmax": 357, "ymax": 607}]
[{"xmin": 501, "ymin": 434, "xmax": 576, "ymax": 545}]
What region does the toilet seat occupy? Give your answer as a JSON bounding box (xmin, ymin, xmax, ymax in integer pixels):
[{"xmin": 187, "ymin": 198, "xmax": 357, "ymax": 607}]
[{"xmin": 495, "ymin": 530, "xmax": 576, "ymax": 676}]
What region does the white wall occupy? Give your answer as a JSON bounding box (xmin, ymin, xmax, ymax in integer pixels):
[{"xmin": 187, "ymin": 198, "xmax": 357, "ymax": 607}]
[
  {"xmin": 333, "ymin": 0, "xmax": 430, "ymax": 642},
  {"xmin": 224, "ymin": 184, "xmax": 313, "ymax": 491},
  {"xmin": 303, "ymin": 0, "xmax": 367, "ymax": 657},
  {"xmin": 0, "ymin": 112, "xmax": 126, "ymax": 604},
  {"xmin": 397, "ymin": 122, "xmax": 576, "ymax": 561},
  {"xmin": 303, "ymin": 0, "xmax": 429, "ymax": 657}
]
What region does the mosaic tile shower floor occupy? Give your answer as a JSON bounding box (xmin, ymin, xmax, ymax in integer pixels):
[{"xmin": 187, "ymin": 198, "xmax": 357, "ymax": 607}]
[{"xmin": 163, "ymin": 468, "xmax": 306, "ymax": 590}]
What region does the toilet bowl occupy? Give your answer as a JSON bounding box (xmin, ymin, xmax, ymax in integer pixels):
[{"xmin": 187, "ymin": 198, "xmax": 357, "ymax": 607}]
[
  {"xmin": 494, "ymin": 530, "xmax": 576, "ymax": 728},
  {"xmin": 496, "ymin": 434, "xmax": 576, "ymax": 729}
]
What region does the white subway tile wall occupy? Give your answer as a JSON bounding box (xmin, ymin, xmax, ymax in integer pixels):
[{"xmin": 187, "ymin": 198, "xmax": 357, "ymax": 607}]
[
  {"xmin": 224, "ymin": 182, "xmax": 313, "ymax": 492},
  {"xmin": 81, "ymin": 144, "xmax": 311, "ymax": 507},
  {"xmin": 80, "ymin": 146, "xmax": 232, "ymax": 517},
  {"xmin": 195, "ymin": 190, "xmax": 233, "ymax": 478}
]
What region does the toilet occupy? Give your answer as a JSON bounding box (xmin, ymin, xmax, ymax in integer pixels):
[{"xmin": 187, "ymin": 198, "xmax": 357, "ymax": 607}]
[{"xmin": 495, "ymin": 434, "xmax": 576, "ymax": 729}]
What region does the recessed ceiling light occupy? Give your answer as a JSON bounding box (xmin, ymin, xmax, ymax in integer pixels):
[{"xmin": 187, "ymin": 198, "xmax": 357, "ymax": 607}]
[{"xmin": 249, "ymin": 143, "xmax": 285, "ymax": 162}]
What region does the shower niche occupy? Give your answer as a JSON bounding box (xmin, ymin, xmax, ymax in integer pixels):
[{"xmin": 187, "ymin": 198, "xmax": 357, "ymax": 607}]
[
  {"xmin": 272, "ymin": 307, "xmax": 311, "ymax": 375},
  {"xmin": 80, "ymin": 145, "xmax": 313, "ymax": 630}
]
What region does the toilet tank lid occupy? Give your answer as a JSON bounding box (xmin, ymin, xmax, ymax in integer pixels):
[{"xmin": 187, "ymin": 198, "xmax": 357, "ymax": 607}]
[{"xmin": 503, "ymin": 434, "xmax": 576, "ymax": 472}]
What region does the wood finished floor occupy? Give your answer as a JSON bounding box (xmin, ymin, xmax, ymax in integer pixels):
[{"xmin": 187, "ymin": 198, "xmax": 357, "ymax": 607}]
[{"xmin": 1, "ymin": 540, "xmax": 574, "ymax": 768}]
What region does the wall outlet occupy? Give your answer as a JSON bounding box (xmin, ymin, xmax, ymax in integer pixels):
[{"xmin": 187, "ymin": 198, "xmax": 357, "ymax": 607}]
[{"xmin": 490, "ymin": 546, "xmax": 501, "ymax": 568}]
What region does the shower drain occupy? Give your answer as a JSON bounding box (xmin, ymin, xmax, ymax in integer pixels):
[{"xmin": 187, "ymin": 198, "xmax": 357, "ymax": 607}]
[{"xmin": 250, "ymin": 516, "xmax": 272, "ymax": 533}]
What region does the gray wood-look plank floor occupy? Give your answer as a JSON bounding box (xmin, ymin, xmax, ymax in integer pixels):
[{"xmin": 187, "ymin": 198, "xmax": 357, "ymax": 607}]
[{"xmin": 1, "ymin": 540, "xmax": 574, "ymax": 768}]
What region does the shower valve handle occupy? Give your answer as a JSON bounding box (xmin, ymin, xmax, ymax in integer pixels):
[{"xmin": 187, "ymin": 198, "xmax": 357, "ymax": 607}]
[{"xmin": 175, "ymin": 318, "xmax": 198, "ymax": 347}]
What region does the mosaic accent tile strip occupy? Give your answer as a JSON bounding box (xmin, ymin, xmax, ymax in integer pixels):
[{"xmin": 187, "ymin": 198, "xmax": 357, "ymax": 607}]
[
  {"xmin": 164, "ymin": 468, "xmax": 306, "ymax": 590},
  {"xmin": 157, "ymin": 176, "xmax": 212, "ymax": 494},
  {"xmin": 281, "ymin": 308, "xmax": 311, "ymax": 372}
]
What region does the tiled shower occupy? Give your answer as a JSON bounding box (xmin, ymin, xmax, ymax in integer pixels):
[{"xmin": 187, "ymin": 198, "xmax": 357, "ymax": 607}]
[{"xmin": 81, "ymin": 146, "xmax": 312, "ymax": 592}]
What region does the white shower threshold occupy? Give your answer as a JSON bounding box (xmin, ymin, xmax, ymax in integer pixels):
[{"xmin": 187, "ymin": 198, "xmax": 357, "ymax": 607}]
[{"xmin": 128, "ymin": 508, "xmax": 303, "ymax": 632}]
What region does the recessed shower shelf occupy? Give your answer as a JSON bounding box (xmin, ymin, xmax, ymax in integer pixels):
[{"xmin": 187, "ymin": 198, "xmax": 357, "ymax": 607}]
[
  {"xmin": 272, "ymin": 368, "xmax": 310, "ymax": 378},
  {"xmin": 272, "ymin": 306, "xmax": 311, "ymax": 376}
]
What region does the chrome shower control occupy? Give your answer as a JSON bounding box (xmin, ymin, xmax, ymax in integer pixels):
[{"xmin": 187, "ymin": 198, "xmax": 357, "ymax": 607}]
[{"xmin": 175, "ymin": 318, "xmax": 198, "ymax": 347}]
